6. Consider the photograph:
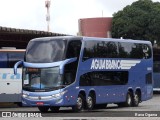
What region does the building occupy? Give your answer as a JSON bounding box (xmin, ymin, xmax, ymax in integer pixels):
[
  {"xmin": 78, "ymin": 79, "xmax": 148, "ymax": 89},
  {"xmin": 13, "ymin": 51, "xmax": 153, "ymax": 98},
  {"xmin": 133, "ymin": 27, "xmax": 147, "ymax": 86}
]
[
  {"xmin": 78, "ymin": 17, "xmax": 112, "ymax": 38},
  {"xmin": 0, "ymin": 26, "xmax": 67, "ymax": 49}
]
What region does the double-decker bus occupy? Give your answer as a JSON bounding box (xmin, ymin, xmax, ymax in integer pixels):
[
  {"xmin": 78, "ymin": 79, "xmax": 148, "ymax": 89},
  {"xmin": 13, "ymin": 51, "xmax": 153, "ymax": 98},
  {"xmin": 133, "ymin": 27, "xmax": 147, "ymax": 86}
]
[
  {"xmin": 0, "ymin": 49, "xmax": 25, "ymax": 104},
  {"xmin": 153, "ymin": 48, "xmax": 160, "ymax": 91},
  {"xmin": 14, "ymin": 36, "xmax": 153, "ymax": 112}
]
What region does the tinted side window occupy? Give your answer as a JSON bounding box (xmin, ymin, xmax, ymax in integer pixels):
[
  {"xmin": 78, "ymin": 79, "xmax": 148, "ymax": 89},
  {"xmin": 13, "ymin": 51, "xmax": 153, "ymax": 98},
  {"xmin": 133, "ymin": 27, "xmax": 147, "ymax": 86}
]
[
  {"xmin": 119, "ymin": 42, "xmax": 134, "ymax": 58},
  {"xmin": 66, "ymin": 41, "xmax": 82, "ymax": 58},
  {"xmin": 79, "ymin": 73, "xmax": 91, "ymax": 86},
  {"xmin": 0, "ymin": 53, "xmax": 7, "ymax": 68},
  {"xmin": 83, "ymin": 41, "xmax": 118, "ymax": 61},
  {"xmin": 119, "ymin": 42, "xmax": 152, "ymax": 59},
  {"xmin": 79, "ymin": 71, "xmax": 128, "ymax": 86},
  {"xmin": 143, "ymin": 44, "xmax": 152, "ymax": 59},
  {"xmin": 130, "ymin": 43, "xmax": 143, "ymax": 59},
  {"xmin": 63, "ymin": 61, "xmax": 79, "ymax": 85},
  {"xmin": 8, "ymin": 52, "xmax": 24, "ymax": 67}
]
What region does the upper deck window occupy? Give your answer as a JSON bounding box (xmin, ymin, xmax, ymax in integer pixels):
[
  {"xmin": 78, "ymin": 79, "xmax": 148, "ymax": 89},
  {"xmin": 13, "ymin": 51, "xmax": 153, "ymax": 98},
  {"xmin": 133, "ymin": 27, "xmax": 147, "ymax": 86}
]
[
  {"xmin": 119, "ymin": 43, "xmax": 152, "ymax": 59},
  {"xmin": 83, "ymin": 40, "xmax": 152, "ymax": 61},
  {"xmin": 83, "ymin": 41, "xmax": 118, "ymax": 60},
  {"xmin": 26, "ymin": 39, "xmax": 66, "ymax": 63}
]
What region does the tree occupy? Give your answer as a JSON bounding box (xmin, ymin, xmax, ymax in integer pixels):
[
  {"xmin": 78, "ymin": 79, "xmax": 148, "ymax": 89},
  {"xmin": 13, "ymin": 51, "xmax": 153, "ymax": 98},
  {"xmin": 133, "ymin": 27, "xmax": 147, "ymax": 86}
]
[{"xmin": 111, "ymin": 0, "xmax": 160, "ymax": 46}]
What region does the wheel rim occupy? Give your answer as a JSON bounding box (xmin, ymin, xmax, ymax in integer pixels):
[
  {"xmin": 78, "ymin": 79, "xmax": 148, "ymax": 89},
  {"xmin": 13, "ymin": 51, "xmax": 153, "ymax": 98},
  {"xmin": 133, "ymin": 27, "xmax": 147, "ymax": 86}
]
[
  {"xmin": 77, "ymin": 97, "xmax": 83, "ymax": 109},
  {"xmin": 134, "ymin": 94, "xmax": 139, "ymax": 104},
  {"xmin": 127, "ymin": 94, "xmax": 131, "ymax": 105},
  {"xmin": 87, "ymin": 96, "xmax": 93, "ymax": 108}
]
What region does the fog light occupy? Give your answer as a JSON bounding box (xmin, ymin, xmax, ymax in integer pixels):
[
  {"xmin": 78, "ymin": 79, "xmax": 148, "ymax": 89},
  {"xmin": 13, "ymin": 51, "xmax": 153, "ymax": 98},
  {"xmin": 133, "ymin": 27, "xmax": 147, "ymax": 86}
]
[{"xmin": 22, "ymin": 94, "xmax": 28, "ymax": 98}]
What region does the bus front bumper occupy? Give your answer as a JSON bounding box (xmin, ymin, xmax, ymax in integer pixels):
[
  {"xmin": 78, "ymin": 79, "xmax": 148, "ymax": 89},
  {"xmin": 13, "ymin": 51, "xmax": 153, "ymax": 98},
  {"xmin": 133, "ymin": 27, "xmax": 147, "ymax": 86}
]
[
  {"xmin": 22, "ymin": 96, "xmax": 65, "ymax": 106},
  {"xmin": 21, "ymin": 91, "xmax": 76, "ymax": 107}
]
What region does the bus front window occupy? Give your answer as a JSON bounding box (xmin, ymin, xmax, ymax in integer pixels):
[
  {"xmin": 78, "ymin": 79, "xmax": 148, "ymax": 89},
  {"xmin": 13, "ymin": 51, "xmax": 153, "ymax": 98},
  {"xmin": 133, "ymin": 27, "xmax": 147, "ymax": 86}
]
[
  {"xmin": 23, "ymin": 67, "xmax": 63, "ymax": 91},
  {"xmin": 25, "ymin": 40, "xmax": 66, "ymax": 63}
]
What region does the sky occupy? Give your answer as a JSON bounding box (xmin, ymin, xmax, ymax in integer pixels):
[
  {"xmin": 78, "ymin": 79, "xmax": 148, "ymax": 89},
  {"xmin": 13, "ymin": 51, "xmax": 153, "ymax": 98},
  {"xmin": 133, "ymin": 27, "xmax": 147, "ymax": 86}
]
[{"xmin": 0, "ymin": 0, "xmax": 160, "ymax": 35}]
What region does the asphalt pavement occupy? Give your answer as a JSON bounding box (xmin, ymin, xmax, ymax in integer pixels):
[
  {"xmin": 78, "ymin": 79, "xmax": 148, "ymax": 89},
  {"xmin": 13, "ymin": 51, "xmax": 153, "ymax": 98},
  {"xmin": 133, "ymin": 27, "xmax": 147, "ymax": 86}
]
[{"xmin": 0, "ymin": 94, "xmax": 160, "ymax": 119}]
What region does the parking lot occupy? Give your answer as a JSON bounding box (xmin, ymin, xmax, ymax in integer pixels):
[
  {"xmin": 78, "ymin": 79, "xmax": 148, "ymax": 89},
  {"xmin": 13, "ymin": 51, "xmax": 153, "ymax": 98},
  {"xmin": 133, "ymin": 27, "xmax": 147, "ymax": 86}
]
[{"xmin": 0, "ymin": 94, "xmax": 160, "ymax": 119}]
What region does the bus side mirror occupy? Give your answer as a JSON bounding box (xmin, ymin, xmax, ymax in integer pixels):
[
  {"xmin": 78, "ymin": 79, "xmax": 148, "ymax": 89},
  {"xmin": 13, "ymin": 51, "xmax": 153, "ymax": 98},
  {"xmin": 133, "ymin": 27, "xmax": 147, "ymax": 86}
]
[
  {"xmin": 14, "ymin": 61, "xmax": 23, "ymax": 75},
  {"xmin": 59, "ymin": 57, "xmax": 77, "ymax": 74}
]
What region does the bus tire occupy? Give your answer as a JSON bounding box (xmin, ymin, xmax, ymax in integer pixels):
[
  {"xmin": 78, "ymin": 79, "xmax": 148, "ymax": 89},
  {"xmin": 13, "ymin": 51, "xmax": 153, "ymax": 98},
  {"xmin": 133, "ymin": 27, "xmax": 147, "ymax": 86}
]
[
  {"xmin": 132, "ymin": 91, "xmax": 140, "ymax": 107},
  {"xmin": 86, "ymin": 93, "xmax": 95, "ymax": 110},
  {"xmin": 38, "ymin": 106, "xmax": 49, "ymax": 112},
  {"xmin": 72, "ymin": 94, "xmax": 84, "ymax": 112},
  {"xmin": 50, "ymin": 106, "xmax": 60, "ymax": 112},
  {"xmin": 16, "ymin": 102, "xmax": 22, "ymax": 107},
  {"xmin": 124, "ymin": 91, "xmax": 133, "ymax": 107}
]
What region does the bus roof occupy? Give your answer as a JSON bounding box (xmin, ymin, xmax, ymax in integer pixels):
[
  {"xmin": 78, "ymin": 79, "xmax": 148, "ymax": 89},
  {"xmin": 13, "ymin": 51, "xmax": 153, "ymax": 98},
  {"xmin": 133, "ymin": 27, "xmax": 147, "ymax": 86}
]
[
  {"xmin": 82, "ymin": 37, "xmax": 152, "ymax": 44},
  {"xmin": 29, "ymin": 36, "xmax": 151, "ymax": 45},
  {"xmin": 30, "ymin": 36, "xmax": 83, "ymax": 42}
]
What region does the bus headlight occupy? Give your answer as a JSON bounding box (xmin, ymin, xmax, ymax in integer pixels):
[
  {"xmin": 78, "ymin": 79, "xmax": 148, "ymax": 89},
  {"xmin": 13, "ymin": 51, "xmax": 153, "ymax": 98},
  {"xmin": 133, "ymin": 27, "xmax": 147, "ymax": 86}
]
[
  {"xmin": 22, "ymin": 94, "xmax": 28, "ymax": 98},
  {"xmin": 22, "ymin": 91, "xmax": 29, "ymax": 98},
  {"xmin": 52, "ymin": 90, "xmax": 67, "ymax": 98}
]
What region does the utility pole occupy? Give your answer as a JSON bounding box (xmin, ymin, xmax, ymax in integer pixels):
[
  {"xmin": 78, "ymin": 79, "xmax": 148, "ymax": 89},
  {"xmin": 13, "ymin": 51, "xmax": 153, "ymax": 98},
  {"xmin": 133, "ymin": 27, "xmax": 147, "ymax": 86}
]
[{"xmin": 45, "ymin": 0, "xmax": 51, "ymax": 32}]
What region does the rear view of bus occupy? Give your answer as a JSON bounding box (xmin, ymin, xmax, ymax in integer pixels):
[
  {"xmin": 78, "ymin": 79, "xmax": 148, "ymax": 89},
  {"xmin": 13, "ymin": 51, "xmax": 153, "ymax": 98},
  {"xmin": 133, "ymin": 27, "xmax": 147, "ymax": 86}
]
[{"xmin": 0, "ymin": 48, "xmax": 25, "ymax": 104}]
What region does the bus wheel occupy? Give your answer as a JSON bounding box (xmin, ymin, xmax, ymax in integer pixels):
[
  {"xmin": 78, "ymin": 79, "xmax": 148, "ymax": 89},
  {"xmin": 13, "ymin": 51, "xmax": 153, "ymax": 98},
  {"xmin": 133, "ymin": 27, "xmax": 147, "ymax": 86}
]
[
  {"xmin": 16, "ymin": 102, "xmax": 22, "ymax": 107},
  {"xmin": 72, "ymin": 94, "xmax": 84, "ymax": 112},
  {"xmin": 38, "ymin": 106, "xmax": 49, "ymax": 112},
  {"xmin": 87, "ymin": 93, "xmax": 95, "ymax": 110},
  {"xmin": 132, "ymin": 91, "xmax": 140, "ymax": 107},
  {"xmin": 124, "ymin": 91, "xmax": 133, "ymax": 107},
  {"xmin": 50, "ymin": 106, "xmax": 60, "ymax": 112}
]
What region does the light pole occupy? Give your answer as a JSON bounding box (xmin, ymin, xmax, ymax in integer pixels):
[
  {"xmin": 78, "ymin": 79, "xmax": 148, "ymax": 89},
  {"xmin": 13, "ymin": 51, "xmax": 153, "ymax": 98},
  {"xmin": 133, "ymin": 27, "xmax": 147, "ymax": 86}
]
[{"xmin": 45, "ymin": 0, "xmax": 51, "ymax": 32}]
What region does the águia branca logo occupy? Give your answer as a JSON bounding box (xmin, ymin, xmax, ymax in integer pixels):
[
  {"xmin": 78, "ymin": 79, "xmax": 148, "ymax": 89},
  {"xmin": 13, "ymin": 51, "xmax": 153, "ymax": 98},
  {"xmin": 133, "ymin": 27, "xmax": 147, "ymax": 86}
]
[{"xmin": 90, "ymin": 59, "xmax": 141, "ymax": 70}]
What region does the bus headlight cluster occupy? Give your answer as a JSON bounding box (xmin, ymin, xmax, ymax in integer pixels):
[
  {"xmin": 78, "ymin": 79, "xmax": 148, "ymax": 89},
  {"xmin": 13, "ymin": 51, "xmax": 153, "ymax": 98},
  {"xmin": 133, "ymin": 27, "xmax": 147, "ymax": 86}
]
[
  {"xmin": 22, "ymin": 94, "xmax": 28, "ymax": 98},
  {"xmin": 22, "ymin": 91, "xmax": 29, "ymax": 98},
  {"xmin": 52, "ymin": 90, "xmax": 67, "ymax": 98}
]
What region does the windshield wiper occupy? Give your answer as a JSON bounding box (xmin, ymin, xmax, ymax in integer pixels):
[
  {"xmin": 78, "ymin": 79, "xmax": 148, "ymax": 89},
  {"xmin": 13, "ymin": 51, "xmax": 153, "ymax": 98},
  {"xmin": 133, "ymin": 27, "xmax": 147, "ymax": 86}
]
[{"xmin": 58, "ymin": 85, "xmax": 67, "ymax": 88}]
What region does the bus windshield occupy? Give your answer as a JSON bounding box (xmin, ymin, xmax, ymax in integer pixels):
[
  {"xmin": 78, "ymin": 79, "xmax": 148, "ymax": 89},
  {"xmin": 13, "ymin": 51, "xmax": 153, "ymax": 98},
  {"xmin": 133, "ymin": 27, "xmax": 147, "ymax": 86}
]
[
  {"xmin": 25, "ymin": 40, "xmax": 66, "ymax": 63},
  {"xmin": 22, "ymin": 67, "xmax": 64, "ymax": 91}
]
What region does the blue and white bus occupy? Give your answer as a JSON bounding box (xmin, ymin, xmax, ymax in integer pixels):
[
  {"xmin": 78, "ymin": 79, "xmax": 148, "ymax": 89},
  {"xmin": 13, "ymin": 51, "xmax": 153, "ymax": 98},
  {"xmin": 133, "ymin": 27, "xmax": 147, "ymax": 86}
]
[
  {"xmin": 14, "ymin": 36, "xmax": 153, "ymax": 112},
  {"xmin": 153, "ymin": 48, "xmax": 160, "ymax": 91},
  {"xmin": 0, "ymin": 49, "xmax": 25, "ymax": 104}
]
